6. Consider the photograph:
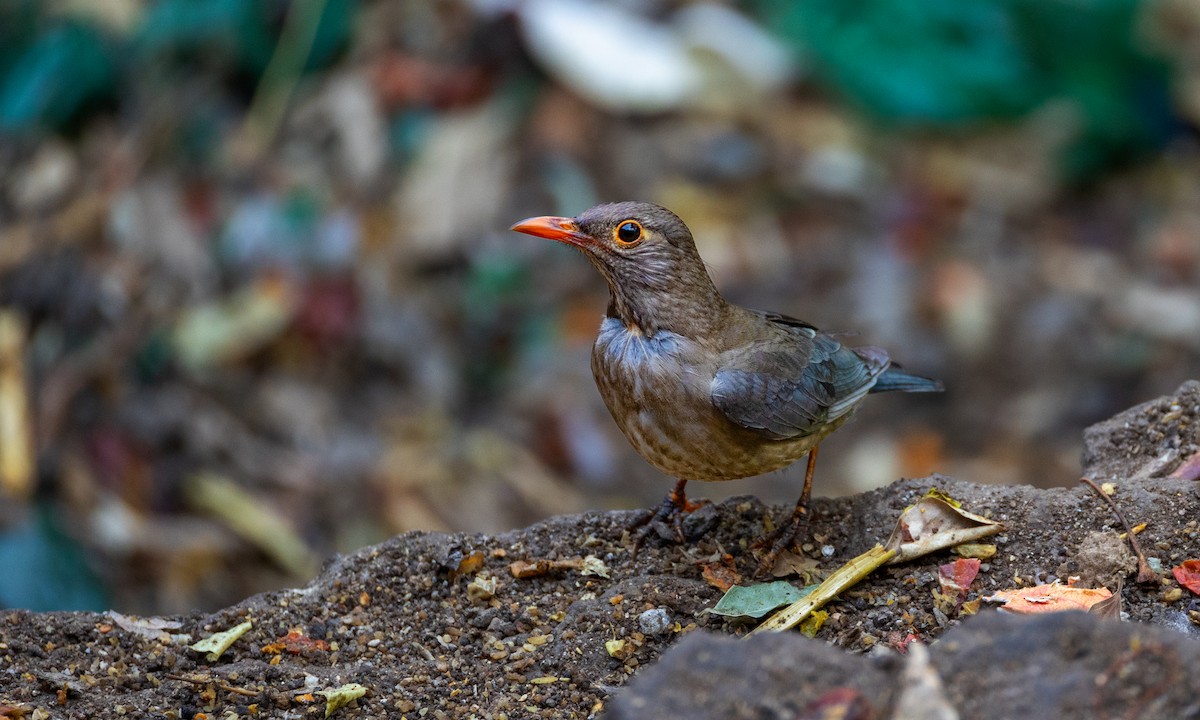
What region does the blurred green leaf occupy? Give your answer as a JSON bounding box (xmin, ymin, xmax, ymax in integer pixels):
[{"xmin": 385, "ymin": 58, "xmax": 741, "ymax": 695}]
[
  {"xmin": 0, "ymin": 504, "xmax": 108, "ymax": 611},
  {"xmin": 136, "ymin": 0, "xmax": 355, "ymax": 77},
  {"xmin": 756, "ymin": 0, "xmax": 1174, "ymax": 178},
  {"xmin": 136, "ymin": 0, "xmax": 277, "ymax": 75},
  {"xmin": 0, "ymin": 21, "xmax": 116, "ymax": 132}
]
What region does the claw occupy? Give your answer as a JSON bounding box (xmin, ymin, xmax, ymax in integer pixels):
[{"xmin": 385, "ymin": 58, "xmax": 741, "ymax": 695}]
[
  {"xmin": 753, "ymin": 507, "xmax": 809, "ymax": 577},
  {"xmin": 627, "ymin": 479, "xmax": 709, "ymax": 555}
]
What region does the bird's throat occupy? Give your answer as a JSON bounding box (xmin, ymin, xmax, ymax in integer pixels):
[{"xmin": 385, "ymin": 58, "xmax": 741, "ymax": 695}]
[
  {"xmin": 606, "ymin": 293, "xmax": 648, "ymax": 338},
  {"xmin": 604, "ymin": 280, "xmax": 729, "ymax": 341}
]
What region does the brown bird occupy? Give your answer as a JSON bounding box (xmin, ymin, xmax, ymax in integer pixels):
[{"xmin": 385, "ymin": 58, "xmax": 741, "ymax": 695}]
[{"xmin": 511, "ymin": 202, "xmax": 942, "ymax": 571}]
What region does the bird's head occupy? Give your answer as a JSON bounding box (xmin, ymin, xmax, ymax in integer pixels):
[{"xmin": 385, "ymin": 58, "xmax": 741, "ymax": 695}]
[{"xmin": 511, "ymin": 201, "xmax": 725, "ymax": 336}]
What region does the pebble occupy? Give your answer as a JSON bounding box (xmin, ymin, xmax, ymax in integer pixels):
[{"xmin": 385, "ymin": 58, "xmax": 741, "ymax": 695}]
[{"xmin": 637, "ymin": 608, "xmax": 672, "ymax": 635}]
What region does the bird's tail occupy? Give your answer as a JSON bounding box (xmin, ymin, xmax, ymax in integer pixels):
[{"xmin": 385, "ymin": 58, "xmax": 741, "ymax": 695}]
[{"xmin": 870, "ymin": 367, "xmax": 944, "ymax": 393}]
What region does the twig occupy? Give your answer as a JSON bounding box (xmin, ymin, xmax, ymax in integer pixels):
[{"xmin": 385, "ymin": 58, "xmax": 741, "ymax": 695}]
[
  {"xmin": 164, "ymin": 673, "xmax": 261, "ymax": 697},
  {"xmin": 1079, "ymin": 477, "xmax": 1156, "ymax": 584},
  {"xmin": 410, "ymin": 641, "xmax": 436, "ymax": 664}
]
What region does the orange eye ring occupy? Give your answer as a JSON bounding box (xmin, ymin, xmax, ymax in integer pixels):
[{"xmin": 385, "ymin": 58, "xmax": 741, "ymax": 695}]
[{"xmin": 614, "ymin": 220, "xmax": 643, "ymax": 246}]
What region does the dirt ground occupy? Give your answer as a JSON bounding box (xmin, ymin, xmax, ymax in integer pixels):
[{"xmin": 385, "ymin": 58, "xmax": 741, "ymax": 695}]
[{"xmin": 1, "ymin": 381, "xmax": 1198, "ymax": 719}]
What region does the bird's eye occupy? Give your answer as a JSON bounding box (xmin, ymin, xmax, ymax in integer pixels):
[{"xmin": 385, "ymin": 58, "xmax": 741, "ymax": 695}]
[{"xmin": 615, "ymin": 220, "xmax": 643, "ymax": 246}]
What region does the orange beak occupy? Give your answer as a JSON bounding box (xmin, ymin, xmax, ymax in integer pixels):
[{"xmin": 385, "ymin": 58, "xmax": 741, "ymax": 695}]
[{"xmin": 510, "ymin": 216, "xmax": 592, "ymax": 248}]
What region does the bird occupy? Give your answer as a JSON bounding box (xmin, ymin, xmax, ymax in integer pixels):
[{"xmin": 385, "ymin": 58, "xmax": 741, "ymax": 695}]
[{"xmin": 511, "ymin": 201, "xmax": 942, "ymax": 572}]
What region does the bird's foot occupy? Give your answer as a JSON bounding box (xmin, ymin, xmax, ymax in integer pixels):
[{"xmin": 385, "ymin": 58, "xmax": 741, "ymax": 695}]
[
  {"xmin": 628, "ymin": 482, "xmax": 712, "ymax": 554},
  {"xmin": 752, "ymin": 508, "xmax": 809, "ymax": 578}
]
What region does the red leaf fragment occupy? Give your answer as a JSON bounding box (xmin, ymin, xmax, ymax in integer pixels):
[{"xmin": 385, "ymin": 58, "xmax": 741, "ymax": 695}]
[
  {"xmin": 294, "ymin": 275, "xmax": 360, "ymax": 349},
  {"xmin": 1173, "ymin": 559, "xmax": 1200, "ymax": 595},
  {"xmin": 886, "ymin": 631, "xmax": 922, "ymax": 654},
  {"xmin": 797, "ymin": 687, "xmax": 873, "ymax": 720},
  {"xmin": 700, "ymin": 554, "xmax": 741, "ymax": 592},
  {"xmin": 938, "ymin": 558, "xmax": 981, "ymax": 599},
  {"xmin": 261, "ymin": 629, "xmax": 329, "ymax": 656}
]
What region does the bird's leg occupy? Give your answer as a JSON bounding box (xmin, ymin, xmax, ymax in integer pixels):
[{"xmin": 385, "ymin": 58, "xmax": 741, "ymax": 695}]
[
  {"xmin": 629, "ymin": 478, "xmax": 710, "ymax": 550},
  {"xmin": 754, "ymin": 446, "xmax": 819, "ymax": 577},
  {"xmin": 666, "ymin": 477, "xmax": 708, "ymax": 513}
]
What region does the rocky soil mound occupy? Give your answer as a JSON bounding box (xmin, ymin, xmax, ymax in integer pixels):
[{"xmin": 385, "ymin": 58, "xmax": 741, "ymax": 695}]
[{"xmin": 2, "ymin": 381, "xmax": 1198, "ymax": 719}]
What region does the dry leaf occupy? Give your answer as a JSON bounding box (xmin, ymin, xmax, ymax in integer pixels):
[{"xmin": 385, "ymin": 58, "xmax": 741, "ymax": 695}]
[
  {"xmin": 885, "ymin": 496, "xmax": 1003, "ymax": 563},
  {"xmin": 770, "ymin": 550, "xmax": 821, "ymax": 581},
  {"xmin": 700, "ymin": 556, "xmax": 741, "ymax": 592},
  {"xmin": 951, "ymin": 543, "xmax": 996, "ymax": 560},
  {"xmin": 510, "ymin": 559, "xmax": 552, "ymax": 578},
  {"xmin": 316, "ymin": 683, "xmax": 367, "ymax": 717},
  {"xmin": 985, "ymin": 582, "xmax": 1113, "ymax": 614},
  {"xmin": 799, "ymin": 609, "xmax": 827, "ymax": 638},
  {"xmin": 938, "ymin": 558, "xmax": 981, "ymax": 600},
  {"xmin": 509, "ymin": 557, "xmax": 594, "ymax": 579},
  {"xmin": 1173, "ymin": 559, "xmax": 1200, "ymax": 595},
  {"xmin": 190, "ymin": 619, "xmax": 253, "ymax": 661},
  {"xmin": 1088, "ymin": 583, "xmax": 1123, "ymax": 620},
  {"xmin": 456, "ymin": 551, "xmax": 484, "ymax": 575},
  {"xmin": 107, "ymin": 612, "xmax": 183, "ymax": 642},
  {"xmin": 261, "ymin": 629, "xmax": 330, "ymax": 655}
]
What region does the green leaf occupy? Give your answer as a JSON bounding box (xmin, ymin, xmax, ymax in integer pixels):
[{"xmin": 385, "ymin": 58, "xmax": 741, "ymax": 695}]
[{"xmin": 708, "ymin": 581, "xmax": 815, "ymax": 620}]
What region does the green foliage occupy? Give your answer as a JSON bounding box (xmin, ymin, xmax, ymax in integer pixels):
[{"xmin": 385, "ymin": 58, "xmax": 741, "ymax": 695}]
[
  {"xmin": 0, "ymin": 0, "xmax": 357, "ymax": 134},
  {"xmin": 136, "ymin": 0, "xmax": 356, "ymax": 77},
  {"xmin": 0, "ymin": 21, "xmax": 116, "ymax": 132},
  {"xmin": 708, "ymin": 581, "xmax": 816, "ymax": 620},
  {"xmin": 0, "ymin": 504, "xmax": 108, "ymax": 612},
  {"xmin": 757, "ymin": 0, "xmax": 1175, "ymax": 178}
]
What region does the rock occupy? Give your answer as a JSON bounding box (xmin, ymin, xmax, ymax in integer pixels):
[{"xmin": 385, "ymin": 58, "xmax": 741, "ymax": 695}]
[
  {"xmin": 607, "ymin": 612, "xmax": 1200, "ymax": 720},
  {"xmin": 637, "ymin": 608, "xmax": 672, "ymax": 636},
  {"xmin": 604, "ymin": 631, "xmax": 897, "ymax": 719},
  {"xmin": 1081, "ymin": 380, "xmax": 1200, "ymax": 482},
  {"xmin": 1068, "ymin": 531, "xmax": 1136, "ymax": 588},
  {"xmin": 933, "ymin": 611, "xmax": 1200, "ymax": 720}
]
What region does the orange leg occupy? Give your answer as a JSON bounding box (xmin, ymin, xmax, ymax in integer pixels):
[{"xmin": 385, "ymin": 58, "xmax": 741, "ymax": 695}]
[
  {"xmin": 667, "ymin": 478, "xmax": 708, "ymax": 513},
  {"xmin": 794, "ymin": 444, "xmax": 818, "ymax": 521},
  {"xmin": 755, "ymin": 445, "xmax": 819, "ymax": 576}
]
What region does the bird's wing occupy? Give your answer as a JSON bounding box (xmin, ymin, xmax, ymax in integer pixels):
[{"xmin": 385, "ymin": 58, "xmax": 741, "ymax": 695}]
[{"xmin": 710, "ymin": 319, "xmax": 889, "ymax": 441}]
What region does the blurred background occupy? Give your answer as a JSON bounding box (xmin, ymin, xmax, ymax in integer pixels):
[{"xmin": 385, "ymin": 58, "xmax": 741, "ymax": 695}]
[{"xmin": 1, "ymin": 0, "xmax": 1198, "ymax": 614}]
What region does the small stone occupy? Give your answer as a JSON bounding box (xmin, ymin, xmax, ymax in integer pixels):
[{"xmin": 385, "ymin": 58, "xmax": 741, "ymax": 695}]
[
  {"xmin": 681, "ymin": 503, "xmax": 720, "ymax": 539},
  {"xmin": 638, "ymin": 608, "xmax": 672, "ymax": 636}
]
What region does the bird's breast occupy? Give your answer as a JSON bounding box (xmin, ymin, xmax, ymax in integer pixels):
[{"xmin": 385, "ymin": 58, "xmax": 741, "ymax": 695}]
[
  {"xmin": 591, "ymin": 318, "xmax": 811, "ymax": 481},
  {"xmin": 592, "ymin": 321, "xmax": 704, "ymax": 423}
]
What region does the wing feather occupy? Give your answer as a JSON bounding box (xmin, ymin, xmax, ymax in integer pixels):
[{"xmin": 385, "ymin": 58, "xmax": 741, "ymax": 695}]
[{"xmin": 711, "ymin": 318, "xmax": 888, "ymax": 440}]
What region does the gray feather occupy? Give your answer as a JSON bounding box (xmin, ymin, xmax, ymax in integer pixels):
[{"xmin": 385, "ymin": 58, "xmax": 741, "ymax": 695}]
[{"xmin": 711, "ymin": 320, "xmax": 889, "ymax": 440}]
